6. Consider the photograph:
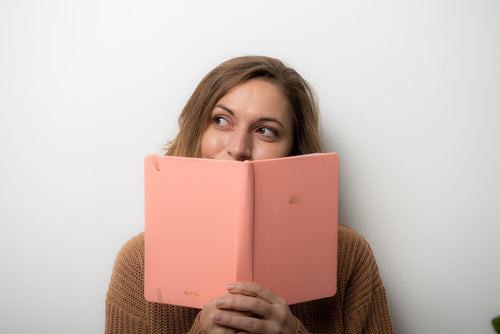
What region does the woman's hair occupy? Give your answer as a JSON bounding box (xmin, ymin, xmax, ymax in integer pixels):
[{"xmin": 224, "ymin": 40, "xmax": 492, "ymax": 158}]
[{"xmin": 166, "ymin": 55, "xmax": 323, "ymax": 157}]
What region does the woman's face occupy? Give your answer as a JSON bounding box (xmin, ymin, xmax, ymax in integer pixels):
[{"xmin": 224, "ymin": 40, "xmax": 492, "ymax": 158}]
[{"xmin": 200, "ymin": 78, "xmax": 294, "ymax": 161}]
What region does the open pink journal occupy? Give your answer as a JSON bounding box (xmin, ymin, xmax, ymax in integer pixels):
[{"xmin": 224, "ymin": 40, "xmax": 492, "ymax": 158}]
[{"xmin": 144, "ymin": 153, "xmax": 339, "ymax": 308}]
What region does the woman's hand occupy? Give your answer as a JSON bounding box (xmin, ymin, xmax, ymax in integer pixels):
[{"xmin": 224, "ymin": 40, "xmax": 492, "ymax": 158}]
[{"xmin": 199, "ymin": 282, "xmax": 297, "ymax": 334}]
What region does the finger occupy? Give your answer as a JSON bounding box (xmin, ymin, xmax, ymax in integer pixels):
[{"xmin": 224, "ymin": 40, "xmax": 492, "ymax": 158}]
[
  {"xmin": 212, "ymin": 326, "xmax": 236, "ymax": 334},
  {"xmin": 226, "ymin": 282, "xmax": 285, "ymax": 305},
  {"xmin": 213, "ymin": 313, "xmax": 268, "ymax": 333},
  {"xmin": 212, "ymin": 296, "xmax": 255, "ymax": 317},
  {"xmin": 217, "ymin": 308, "xmax": 255, "ymax": 318},
  {"xmin": 216, "ymin": 294, "xmax": 272, "ymax": 318}
]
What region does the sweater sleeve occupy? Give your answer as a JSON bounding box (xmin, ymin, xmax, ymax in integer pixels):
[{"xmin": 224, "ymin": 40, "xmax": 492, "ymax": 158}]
[
  {"xmin": 105, "ymin": 234, "xmax": 149, "ymax": 334},
  {"xmin": 341, "ymin": 227, "xmax": 393, "ymax": 334},
  {"xmin": 105, "ymin": 233, "xmax": 204, "ymax": 334},
  {"xmin": 295, "ymin": 318, "xmax": 311, "ymax": 334},
  {"xmin": 288, "ymin": 224, "xmax": 393, "ymax": 333}
]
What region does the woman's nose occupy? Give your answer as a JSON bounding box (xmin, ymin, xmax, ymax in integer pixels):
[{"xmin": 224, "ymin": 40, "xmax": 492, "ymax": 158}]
[{"xmin": 227, "ymin": 129, "xmax": 252, "ymax": 161}]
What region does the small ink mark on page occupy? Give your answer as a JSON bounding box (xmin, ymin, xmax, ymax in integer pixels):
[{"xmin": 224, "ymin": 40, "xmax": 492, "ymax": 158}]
[
  {"xmin": 289, "ymin": 193, "xmax": 302, "ymax": 205},
  {"xmin": 156, "ymin": 288, "xmax": 163, "ymax": 303},
  {"xmin": 152, "ymin": 156, "xmax": 160, "ymax": 171}
]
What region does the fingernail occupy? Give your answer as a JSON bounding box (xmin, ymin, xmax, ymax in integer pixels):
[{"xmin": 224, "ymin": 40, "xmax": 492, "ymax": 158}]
[
  {"xmin": 216, "ymin": 299, "xmax": 224, "ymax": 306},
  {"xmin": 213, "ymin": 314, "xmax": 222, "ymax": 321},
  {"xmin": 226, "ymin": 284, "xmax": 236, "ymax": 290}
]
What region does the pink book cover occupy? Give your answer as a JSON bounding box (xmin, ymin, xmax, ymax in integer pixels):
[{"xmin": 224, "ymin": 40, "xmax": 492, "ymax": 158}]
[{"xmin": 144, "ymin": 153, "xmax": 338, "ymax": 308}]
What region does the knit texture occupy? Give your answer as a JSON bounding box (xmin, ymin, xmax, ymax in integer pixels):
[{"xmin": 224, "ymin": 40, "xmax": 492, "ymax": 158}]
[{"xmin": 105, "ymin": 224, "xmax": 393, "ymax": 333}]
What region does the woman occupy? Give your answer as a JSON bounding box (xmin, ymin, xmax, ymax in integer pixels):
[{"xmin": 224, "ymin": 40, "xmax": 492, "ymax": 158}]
[{"xmin": 105, "ymin": 56, "xmax": 393, "ymax": 333}]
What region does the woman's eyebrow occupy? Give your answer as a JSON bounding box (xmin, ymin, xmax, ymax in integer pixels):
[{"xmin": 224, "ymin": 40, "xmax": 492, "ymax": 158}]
[
  {"xmin": 215, "ymin": 104, "xmax": 285, "ymax": 129},
  {"xmin": 257, "ymin": 117, "xmax": 285, "ymax": 128},
  {"xmin": 215, "ymin": 104, "xmax": 235, "ymax": 116}
]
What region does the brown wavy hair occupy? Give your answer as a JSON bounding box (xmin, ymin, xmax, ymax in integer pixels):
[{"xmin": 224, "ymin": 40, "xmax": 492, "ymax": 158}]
[{"xmin": 166, "ymin": 56, "xmax": 323, "ymax": 157}]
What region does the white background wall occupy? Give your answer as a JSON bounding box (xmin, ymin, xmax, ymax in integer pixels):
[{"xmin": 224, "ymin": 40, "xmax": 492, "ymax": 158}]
[{"xmin": 1, "ymin": 0, "xmax": 499, "ymax": 333}]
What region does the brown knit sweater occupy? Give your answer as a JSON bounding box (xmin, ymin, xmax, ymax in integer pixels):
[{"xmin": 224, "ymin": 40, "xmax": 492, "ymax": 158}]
[{"xmin": 105, "ymin": 224, "xmax": 393, "ymax": 333}]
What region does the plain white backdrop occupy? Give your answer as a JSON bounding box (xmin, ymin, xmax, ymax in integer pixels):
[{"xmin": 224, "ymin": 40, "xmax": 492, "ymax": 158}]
[{"xmin": 1, "ymin": 0, "xmax": 499, "ymax": 333}]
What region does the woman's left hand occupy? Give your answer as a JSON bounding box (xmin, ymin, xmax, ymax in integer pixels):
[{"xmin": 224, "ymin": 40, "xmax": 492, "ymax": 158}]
[{"xmin": 211, "ymin": 282, "xmax": 297, "ymax": 333}]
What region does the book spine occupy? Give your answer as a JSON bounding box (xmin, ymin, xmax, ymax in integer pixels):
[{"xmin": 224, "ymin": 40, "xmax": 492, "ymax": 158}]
[{"xmin": 235, "ymin": 162, "xmax": 254, "ymax": 282}]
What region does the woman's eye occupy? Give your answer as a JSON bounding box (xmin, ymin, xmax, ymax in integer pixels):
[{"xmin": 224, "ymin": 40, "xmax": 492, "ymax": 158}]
[
  {"xmin": 257, "ymin": 127, "xmax": 278, "ymax": 137},
  {"xmin": 213, "ymin": 116, "xmax": 229, "ymax": 127}
]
